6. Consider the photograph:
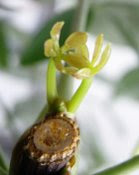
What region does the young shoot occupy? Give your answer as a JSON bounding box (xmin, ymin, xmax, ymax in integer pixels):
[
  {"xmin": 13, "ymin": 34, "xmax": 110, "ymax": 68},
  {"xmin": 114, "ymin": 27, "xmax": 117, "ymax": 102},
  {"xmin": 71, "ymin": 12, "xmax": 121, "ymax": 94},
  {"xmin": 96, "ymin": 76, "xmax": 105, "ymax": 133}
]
[{"xmin": 44, "ymin": 21, "xmax": 111, "ymax": 113}]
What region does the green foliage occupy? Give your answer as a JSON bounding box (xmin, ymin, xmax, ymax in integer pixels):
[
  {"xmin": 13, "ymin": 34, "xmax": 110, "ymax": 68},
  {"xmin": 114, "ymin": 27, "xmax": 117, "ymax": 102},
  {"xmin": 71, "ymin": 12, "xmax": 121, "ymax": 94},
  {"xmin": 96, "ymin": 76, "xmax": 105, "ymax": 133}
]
[
  {"xmin": 0, "ymin": 21, "xmax": 8, "ymax": 67},
  {"xmin": 86, "ymin": 7, "xmax": 95, "ymax": 30},
  {"xmin": 115, "ymin": 67, "xmax": 139, "ymax": 99},
  {"xmin": 94, "ymin": 155, "xmax": 139, "ymax": 175},
  {"xmin": 0, "ymin": 167, "xmax": 8, "ymax": 175},
  {"xmin": 21, "ymin": 9, "xmax": 74, "ymax": 65},
  {"xmin": 0, "ymin": 147, "xmax": 8, "ymax": 175},
  {"xmin": 13, "ymin": 94, "xmax": 45, "ymax": 125},
  {"xmin": 86, "ymin": 0, "xmax": 139, "ymax": 100},
  {"xmin": 21, "ymin": 0, "xmax": 139, "ymax": 66},
  {"xmin": 87, "ymin": 1, "xmax": 139, "ymax": 53},
  {"xmin": 0, "ymin": 0, "xmax": 139, "ymax": 174}
]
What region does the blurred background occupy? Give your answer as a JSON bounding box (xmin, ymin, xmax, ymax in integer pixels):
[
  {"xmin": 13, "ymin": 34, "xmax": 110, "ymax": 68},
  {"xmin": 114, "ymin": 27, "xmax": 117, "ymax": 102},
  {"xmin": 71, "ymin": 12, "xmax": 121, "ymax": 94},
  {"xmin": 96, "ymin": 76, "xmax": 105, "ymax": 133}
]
[{"xmin": 0, "ymin": 0, "xmax": 139, "ymax": 174}]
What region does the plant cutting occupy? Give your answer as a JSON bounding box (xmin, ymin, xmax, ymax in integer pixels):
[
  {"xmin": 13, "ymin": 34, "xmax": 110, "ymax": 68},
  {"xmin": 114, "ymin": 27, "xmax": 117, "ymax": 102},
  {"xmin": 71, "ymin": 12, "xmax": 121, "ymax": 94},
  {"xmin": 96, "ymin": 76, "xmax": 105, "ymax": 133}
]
[
  {"xmin": 7, "ymin": 20, "xmax": 139, "ymax": 175},
  {"xmin": 9, "ymin": 21, "xmax": 111, "ymax": 175},
  {"xmin": 1, "ymin": 1, "xmax": 139, "ymax": 175}
]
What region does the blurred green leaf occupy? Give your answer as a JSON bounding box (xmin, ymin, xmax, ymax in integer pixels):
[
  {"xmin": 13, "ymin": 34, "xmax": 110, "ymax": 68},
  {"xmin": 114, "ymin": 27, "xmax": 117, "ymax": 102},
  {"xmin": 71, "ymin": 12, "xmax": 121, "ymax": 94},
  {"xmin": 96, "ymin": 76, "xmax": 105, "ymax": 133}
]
[
  {"xmin": 79, "ymin": 125, "xmax": 107, "ymax": 175},
  {"xmin": 21, "ymin": 1, "xmax": 139, "ymax": 65},
  {"xmin": 86, "ymin": 7, "xmax": 95, "ymax": 31},
  {"xmin": 0, "ymin": 3, "xmax": 17, "ymax": 11},
  {"xmin": 0, "ymin": 147, "xmax": 8, "ymax": 172},
  {"xmin": 21, "ymin": 9, "xmax": 74, "ymax": 65},
  {"xmin": 0, "ymin": 167, "xmax": 8, "ymax": 175},
  {"xmin": 115, "ymin": 67, "xmax": 139, "ymax": 99},
  {"xmin": 13, "ymin": 94, "xmax": 45, "ymax": 128},
  {"xmin": 0, "ymin": 22, "xmax": 8, "ymax": 67},
  {"xmin": 111, "ymin": 15, "xmax": 139, "ymax": 54},
  {"xmin": 133, "ymin": 142, "xmax": 139, "ymax": 156},
  {"xmin": 87, "ymin": 1, "xmax": 139, "ymax": 53}
]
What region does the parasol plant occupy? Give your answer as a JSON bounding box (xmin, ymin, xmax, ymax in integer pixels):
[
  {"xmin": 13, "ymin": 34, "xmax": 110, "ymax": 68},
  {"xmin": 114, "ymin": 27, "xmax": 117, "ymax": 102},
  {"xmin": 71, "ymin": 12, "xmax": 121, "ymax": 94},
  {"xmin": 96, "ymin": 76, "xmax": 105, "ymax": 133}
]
[
  {"xmin": 0, "ymin": 0, "xmax": 139, "ymax": 175},
  {"xmin": 9, "ymin": 21, "xmax": 111, "ymax": 175}
]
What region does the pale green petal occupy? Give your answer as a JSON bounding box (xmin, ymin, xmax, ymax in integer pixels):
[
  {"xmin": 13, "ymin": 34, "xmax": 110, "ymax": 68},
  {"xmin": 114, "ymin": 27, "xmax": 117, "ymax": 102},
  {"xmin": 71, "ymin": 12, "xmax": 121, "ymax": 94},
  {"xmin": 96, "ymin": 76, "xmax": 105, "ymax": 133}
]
[
  {"xmin": 79, "ymin": 45, "xmax": 89, "ymax": 58},
  {"xmin": 44, "ymin": 39, "xmax": 56, "ymax": 57},
  {"xmin": 61, "ymin": 32, "xmax": 89, "ymax": 60},
  {"xmin": 74, "ymin": 68, "xmax": 92, "ymax": 79},
  {"xmin": 65, "ymin": 67, "xmax": 78, "ymax": 75},
  {"xmin": 91, "ymin": 34, "xmax": 104, "ymax": 65},
  {"xmin": 64, "ymin": 54, "xmax": 90, "ymax": 69},
  {"xmin": 54, "ymin": 61, "xmax": 79, "ymax": 77},
  {"xmin": 91, "ymin": 43, "xmax": 111, "ymax": 74},
  {"xmin": 54, "ymin": 59, "xmax": 66, "ymax": 73},
  {"xmin": 65, "ymin": 32, "xmax": 87, "ymax": 49},
  {"xmin": 50, "ymin": 21, "xmax": 64, "ymax": 40},
  {"xmin": 61, "ymin": 44, "xmax": 89, "ymax": 60}
]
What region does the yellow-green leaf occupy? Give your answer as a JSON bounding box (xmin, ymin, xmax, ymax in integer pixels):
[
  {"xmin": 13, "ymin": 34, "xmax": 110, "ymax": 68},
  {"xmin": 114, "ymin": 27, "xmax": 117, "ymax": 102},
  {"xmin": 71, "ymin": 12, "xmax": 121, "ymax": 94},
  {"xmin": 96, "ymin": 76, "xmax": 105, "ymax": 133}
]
[
  {"xmin": 61, "ymin": 44, "xmax": 89, "ymax": 59},
  {"xmin": 44, "ymin": 39, "xmax": 56, "ymax": 57},
  {"xmin": 64, "ymin": 54, "xmax": 90, "ymax": 68},
  {"xmin": 79, "ymin": 45, "xmax": 89, "ymax": 59},
  {"xmin": 65, "ymin": 67, "xmax": 78, "ymax": 75},
  {"xmin": 54, "ymin": 59, "xmax": 65, "ymax": 73},
  {"xmin": 65, "ymin": 32, "xmax": 87, "ymax": 49},
  {"xmin": 91, "ymin": 34, "xmax": 104, "ymax": 65},
  {"xmin": 50, "ymin": 21, "xmax": 64, "ymax": 40},
  {"xmin": 92, "ymin": 43, "xmax": 111, "ymax": 74},
  {"xmin": 75, "ymin": 68, "xmax": 92, "ymax": 79}
]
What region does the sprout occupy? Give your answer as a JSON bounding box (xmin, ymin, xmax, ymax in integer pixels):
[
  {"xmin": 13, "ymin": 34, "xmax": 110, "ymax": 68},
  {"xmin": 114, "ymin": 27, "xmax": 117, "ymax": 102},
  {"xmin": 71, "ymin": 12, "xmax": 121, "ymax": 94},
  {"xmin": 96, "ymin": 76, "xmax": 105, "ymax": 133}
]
[{"xmin": 44, "ymin": 21, "xmax": 111, "ymax": 79}]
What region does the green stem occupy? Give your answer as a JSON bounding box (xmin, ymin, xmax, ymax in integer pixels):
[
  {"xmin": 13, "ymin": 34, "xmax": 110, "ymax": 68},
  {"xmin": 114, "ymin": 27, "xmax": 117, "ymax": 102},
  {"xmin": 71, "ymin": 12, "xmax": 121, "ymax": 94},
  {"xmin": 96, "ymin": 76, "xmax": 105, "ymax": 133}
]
[
  {"xmin": 67, "ymin": 78, "xmax": 92, "ymax": 113},
  {"xmin": 58, "ymin": 74, "xmax": 73, "ymax": 101},
  {"xmin": 94, "ymin": 156, "xmax": 139, "ymax": 175},
  {"xmin": 72, "ymin": 0, "xmax": 90, "ymax": 31},
  {"xmin": 46, "ymin": 58, "xmax": 58, "ymax": 105},
  {"xmin": 59, "ymin": 0, "xmax": 90, "ymax": 100},
  {"xmin": 65, "ymin": 0, "xmax": 92, "ymax": 113}
]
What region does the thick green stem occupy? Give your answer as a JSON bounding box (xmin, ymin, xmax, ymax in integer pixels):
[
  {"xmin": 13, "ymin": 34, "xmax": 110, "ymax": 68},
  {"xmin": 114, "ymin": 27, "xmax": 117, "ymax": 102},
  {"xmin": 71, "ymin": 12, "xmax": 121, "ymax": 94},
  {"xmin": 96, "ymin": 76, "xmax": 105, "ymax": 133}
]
[
  {"xmin": 66, "ymin": 78, "xmax": 92, "ymax": 113},
  {"xmin": 46, "ymin": 58, "xmax": 58, "ymax": 105},
  {"xmin": 59, "ymin": 0, "xmax": 90, "ymax": 100},
  {"xmin": 94, "ymin": 156, "xmax": 139, "ymax": 175},
  {"xmin": 58, "ymin": 74, "xmax": 73, "ymax": 101},
  {"xmin": 65, "ymin": 0, "xmax": 92, "ymax": 113},
  {"xmin": 72, "ymin": 0, "xmax": 90, "ymax": 31}
]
